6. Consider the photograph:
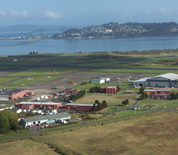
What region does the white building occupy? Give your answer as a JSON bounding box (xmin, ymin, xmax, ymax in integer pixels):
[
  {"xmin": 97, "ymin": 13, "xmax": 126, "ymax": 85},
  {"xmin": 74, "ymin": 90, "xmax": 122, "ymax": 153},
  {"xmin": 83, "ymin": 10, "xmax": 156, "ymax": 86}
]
[
  {"xmin": 19, "ymin": 112, "xmax": 71, "ymax": 127},
  {"xmin": 91, "ymin": 78, "xmax": 105, "ymax": 84},
  {"xmin": 147, "ymin": 73, "xmax": 178, "ymax": 88},
  {"xmin": 133, "ymin": 77, "xmax": 152, "ymax": 87}
]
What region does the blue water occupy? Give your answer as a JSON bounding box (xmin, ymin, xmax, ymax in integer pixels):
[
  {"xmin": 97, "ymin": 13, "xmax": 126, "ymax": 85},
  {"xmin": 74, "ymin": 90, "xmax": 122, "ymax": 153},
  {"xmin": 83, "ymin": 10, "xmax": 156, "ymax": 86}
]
[{"xmin": 0, "ymin": 36, "xmax": 178, "ymax": 55}]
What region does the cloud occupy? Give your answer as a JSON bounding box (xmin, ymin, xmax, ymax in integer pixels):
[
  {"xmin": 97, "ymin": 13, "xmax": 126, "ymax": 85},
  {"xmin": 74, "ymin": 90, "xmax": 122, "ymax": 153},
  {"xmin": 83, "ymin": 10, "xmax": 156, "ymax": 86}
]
[
  {"xmin": 10, "ymin": 10, "xmax": 29, "ymax": 18},
  {"xmin": 0, "ymin": 11, "xmax": 7, "ymax": 17},
  {"xmin": 146, "ymin": 8, "xmax": 178, "ymax": 16},
  {"xmin": 0, "ymin": 10, "xmax": 29, "ymax": 19},
  {"xmin": 44, "ymin": 11, "xmax": 62, "ymax": 19}
]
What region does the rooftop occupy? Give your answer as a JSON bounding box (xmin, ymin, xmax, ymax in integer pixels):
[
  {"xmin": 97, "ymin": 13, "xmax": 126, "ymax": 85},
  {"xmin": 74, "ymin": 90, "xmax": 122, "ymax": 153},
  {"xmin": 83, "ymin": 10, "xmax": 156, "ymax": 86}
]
[
  {"xmin": 23, "ymin": 112, "xmax": 71, "ymax": 122},
  {"xmin": 19, "ymin": 102, "xmax": 61, "ymax": 105},
  {"xmin": 65, "ymin": 103, "xmax": 95, "ymax": 107},
  {"xmin": 133, "ymin": 77, "xmax": 152, "ymax": 82},
  {"xmin": 155, "ymin": 73, "xmax": 178, "ymax": 80},
  {"xmin": 0, "ymin": 88, "xmax": 27, "ymax": 96},
  {"xmin": 107, "ymin": 86, "xmax": 117, "ymax": 88}
]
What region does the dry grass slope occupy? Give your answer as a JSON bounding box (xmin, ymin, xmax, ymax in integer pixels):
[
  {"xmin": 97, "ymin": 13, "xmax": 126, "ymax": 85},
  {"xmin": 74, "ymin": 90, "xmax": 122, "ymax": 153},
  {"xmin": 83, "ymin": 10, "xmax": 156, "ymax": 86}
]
[
  {"xmin": 33, "ymin": 112, "xmax": 178, "ymax": 155},
  {"xmin": 0, "ymin": 112, "xmax": 177, "ymax": 155}
]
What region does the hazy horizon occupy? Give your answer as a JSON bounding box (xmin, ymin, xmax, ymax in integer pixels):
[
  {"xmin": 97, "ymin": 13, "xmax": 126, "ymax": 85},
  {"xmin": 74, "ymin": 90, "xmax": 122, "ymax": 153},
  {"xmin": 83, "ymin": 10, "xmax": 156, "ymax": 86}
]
[{"xmin": 1, "ymin": 0, "xmax": 178, "ymax": 27}]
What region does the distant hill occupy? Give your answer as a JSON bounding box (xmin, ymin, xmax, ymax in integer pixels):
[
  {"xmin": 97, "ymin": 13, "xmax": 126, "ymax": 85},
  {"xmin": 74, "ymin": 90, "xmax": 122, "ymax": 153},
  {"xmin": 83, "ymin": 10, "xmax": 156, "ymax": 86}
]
[
  {"xmin": 0, "ymin": 25, "xmax": 68, "ymax": 32},
  {"xmin": 52, "ymin": 22, "xmax": 178, "ymax": 39}
]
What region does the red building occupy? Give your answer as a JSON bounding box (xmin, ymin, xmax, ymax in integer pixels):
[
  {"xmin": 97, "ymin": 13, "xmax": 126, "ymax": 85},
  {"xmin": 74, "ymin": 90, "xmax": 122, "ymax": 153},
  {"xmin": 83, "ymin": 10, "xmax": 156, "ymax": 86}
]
[
  {"xmin": 65, "ymin": 103, "xmax": 94, "ymax": 111},
  {"xmin": 0, "ymin": 88, "xmax": 35, "ymax": 101},
  {"xmin": 106, "ymin": 86, "xmax": 118, "ymax": 94},
  {"xmin": 63, "ymin": 88, "xmax": 79, "ymax": 94},
  {"xmin": 144, "ymin": 89, "xmax": 172, "ymax": 96},
  {"xmin": 17, "ymin": 102, "xmax": 62, "ymax": 110}
]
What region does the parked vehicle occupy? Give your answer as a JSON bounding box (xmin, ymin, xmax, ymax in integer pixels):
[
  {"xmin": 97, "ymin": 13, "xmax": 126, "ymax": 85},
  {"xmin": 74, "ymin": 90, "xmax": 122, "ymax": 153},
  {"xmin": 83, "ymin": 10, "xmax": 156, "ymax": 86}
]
[{"xmin": 45, "ymin": 125, "xmax": 49, "ymax": 128}]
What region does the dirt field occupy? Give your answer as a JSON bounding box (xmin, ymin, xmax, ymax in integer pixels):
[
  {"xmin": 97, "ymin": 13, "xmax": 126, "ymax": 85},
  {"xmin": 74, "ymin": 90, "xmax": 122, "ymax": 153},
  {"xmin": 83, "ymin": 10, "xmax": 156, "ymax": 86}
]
[{"xmin": 0, "ymin": 112, "xmax": 176, "ymax": 155}]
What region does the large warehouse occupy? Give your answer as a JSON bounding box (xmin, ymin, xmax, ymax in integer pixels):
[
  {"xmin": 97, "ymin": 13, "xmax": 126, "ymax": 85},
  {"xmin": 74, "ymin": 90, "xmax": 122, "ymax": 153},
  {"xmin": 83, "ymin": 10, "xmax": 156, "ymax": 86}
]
[
  {"xmin": 17, "ymin": 102, "xmax": 62, "ymax": 110},
  {"xmin": 146, "ymin": 73, "xmax": 178, "ymax": 88},
  {"xmin": 65, "ymin": 103, "xmax": 95, "ymax": 111}
]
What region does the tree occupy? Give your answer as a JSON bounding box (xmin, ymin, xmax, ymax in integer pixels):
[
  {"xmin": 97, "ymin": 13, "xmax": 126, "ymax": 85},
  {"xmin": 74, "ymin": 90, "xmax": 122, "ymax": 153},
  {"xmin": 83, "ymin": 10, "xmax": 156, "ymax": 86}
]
[
  {"xmin": 141, "ymin": 93, "xmax": 148, "ymax": 100},
  {"xmin": 102, "ymin": 100, "xmax": 108, "ymax": 108},
  {"xmin": 36, "ymin": 52, "xmax": 38, "ymax": 54},
  {"xmin": 93, "ymin": 104, "xmax": 96, "ymax": 111},
  {"xmin": 29, "ymin": 52, "xmax": 32, "ymax": 54},
  {"xmin": 0, "ymin": 114, "xmax": 10, "ymax": 129},
  {"xmin": 117, "ymin": 85, "xmax": 121, "ymax": 92},
  {"xmin": 122, "ymin": 99, "xmax": 129, "ymax": 106},
  {"xmin": 139, "ymin": 86, "xmax": 144, "ymax": 94}
]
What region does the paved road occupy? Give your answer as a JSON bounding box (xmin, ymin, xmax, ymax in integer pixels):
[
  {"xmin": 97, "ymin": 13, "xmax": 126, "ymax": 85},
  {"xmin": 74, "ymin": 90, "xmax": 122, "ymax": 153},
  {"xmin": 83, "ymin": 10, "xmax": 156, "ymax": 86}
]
[{"xmin": 0, "ymin": 107, "xmax": 177, "ymax": 143}]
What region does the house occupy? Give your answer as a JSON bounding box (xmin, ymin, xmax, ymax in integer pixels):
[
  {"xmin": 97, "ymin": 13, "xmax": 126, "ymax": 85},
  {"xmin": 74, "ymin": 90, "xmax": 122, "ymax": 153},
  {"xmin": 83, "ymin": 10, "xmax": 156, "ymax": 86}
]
[{"xmin": 19, "ymin": 112, "xmax": 71, "ymax": 127}]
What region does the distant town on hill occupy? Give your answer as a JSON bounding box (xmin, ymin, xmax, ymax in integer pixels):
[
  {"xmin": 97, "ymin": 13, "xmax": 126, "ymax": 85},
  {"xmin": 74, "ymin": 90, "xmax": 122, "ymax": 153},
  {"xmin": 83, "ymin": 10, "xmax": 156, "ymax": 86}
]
[{"xmin": 52, "ymin": 22, "xmax": 178, "ymax": 39}]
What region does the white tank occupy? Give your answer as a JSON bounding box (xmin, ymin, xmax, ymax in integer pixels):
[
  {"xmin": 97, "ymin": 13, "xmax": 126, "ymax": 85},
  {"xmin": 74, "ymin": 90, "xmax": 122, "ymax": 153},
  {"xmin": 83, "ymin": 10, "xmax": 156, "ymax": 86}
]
[{"xmin": 45, "ymin": 96, "xmax": 48, "ymax": 99}]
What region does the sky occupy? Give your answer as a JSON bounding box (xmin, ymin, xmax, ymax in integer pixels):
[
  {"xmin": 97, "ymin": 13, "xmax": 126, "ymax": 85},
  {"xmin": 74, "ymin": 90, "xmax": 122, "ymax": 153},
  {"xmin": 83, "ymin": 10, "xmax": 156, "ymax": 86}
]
[{"xmin": 1, "ymin": 0, "xmax": 178, "ymax": 27}]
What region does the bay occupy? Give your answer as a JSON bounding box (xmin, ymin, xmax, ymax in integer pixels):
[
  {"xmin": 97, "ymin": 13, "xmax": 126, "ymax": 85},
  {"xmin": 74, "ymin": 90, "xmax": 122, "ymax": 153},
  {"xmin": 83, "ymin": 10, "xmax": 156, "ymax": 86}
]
[{"xmin": 0, "ymin": 36, "xmax": 178, "ymax": 55}]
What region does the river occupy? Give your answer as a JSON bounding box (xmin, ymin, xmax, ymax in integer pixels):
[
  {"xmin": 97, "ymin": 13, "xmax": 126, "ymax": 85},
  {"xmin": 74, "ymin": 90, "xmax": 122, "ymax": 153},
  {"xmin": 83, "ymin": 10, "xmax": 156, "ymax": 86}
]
[{"xmin": 0, "ymin": 36, "xmax": 178, "ymax": 55}]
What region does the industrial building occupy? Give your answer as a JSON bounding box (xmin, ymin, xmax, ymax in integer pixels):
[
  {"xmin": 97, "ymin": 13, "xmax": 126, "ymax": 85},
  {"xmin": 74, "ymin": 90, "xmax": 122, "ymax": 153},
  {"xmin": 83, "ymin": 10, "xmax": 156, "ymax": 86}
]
[
  {"xmin": 65, "ymin": 103, "xmax": 95, "ymax": 111},
  {"xmin": 0, "ymin": 88, "xmax": 34, "ymax": 101},
  {"xmin": 17, "ymin": 102, "xmax": 62, "ymax": 110},
  {"xmin": 144, "ymin": 89, "xmax": 172, "ymax": 96},
  {"xmin": 19, "ymin": 112, "xmax": 71, "ymax": 127},
  {"xmin": 147, "ymin": 73, "xmax": 178, "ymax": 88},
  {"xmin": 63, "ymin": 88, "xmax": 79, "ymax": 94},
  {"xmin": 132, "ymin": 77, "xmax": 151, "ymax": 87}
]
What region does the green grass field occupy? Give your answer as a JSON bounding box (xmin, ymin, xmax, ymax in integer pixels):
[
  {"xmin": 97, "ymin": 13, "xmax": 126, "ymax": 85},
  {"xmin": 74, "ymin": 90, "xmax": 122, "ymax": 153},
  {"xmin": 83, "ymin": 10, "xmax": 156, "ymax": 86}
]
[
  {"xmin": 6, "ymin": 75, "xmax": 60, "ymax": 86},
  {"xmin": 137, "ymin": 99, "xmax": 178, "ymax": 109},
  {"xmin": 75, "ymin": 93, "xmax": 136, "ymax": 106},
  {"xmin": 6, "ymin": 67, "xmax": 80, "ymax": 77},
  {"xmin": 91, "ymin": 68, "xmax": 178, "ymax": 74}
]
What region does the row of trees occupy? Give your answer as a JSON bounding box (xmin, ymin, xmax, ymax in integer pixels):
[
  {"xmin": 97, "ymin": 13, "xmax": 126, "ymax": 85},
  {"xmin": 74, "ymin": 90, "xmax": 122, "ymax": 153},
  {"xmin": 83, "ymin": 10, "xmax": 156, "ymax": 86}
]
[
  {"xmin": 90, "ymin": 85, "xmax": 121, "ymax": 93},
  {"xmin": 93, "ymin": 100, "xmax": 108, "ymax": 111},
  {"xmin": 71, "ymin": 90, "xmax": 86, "ymax": 101},
  {"xmin": 90, "ymin": 86, "xmax": 105, "ymax": 93},
  {"xmin": 170, "ymin": 92, "xmax": 178, "ymax": 99},
  {"xmin": 0, "ymin": 110, "xmax": 19, "ymax": 133},
  {"xmin": 29, "ymin": 51, "xmax": 38, "ymax": 54}
]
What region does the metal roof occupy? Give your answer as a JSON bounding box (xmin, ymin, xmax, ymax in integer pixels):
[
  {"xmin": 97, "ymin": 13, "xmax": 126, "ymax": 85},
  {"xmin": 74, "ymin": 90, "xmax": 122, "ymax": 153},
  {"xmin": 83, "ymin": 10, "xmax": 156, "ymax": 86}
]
[
  {"xmin": 22, "ymin": 112, "xmax": 71, "ymax": 123},
  {"xmin": 107, "ymin": 86, "xmax": 117, "ymax": 88},
  {"xmin": 155, "ymin": 73, "xmax": 178, "ymax": 80},
  {"xmin": 19, "ymin": 102, "xmax": 61, "ymax": 105},
  {"xmin": 65, "ymin": 103, "xmax": 95, "ymax": 107},
  {"xmin": 133, "ymin": 77, "xmax": 152, "ymax": 82}
]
